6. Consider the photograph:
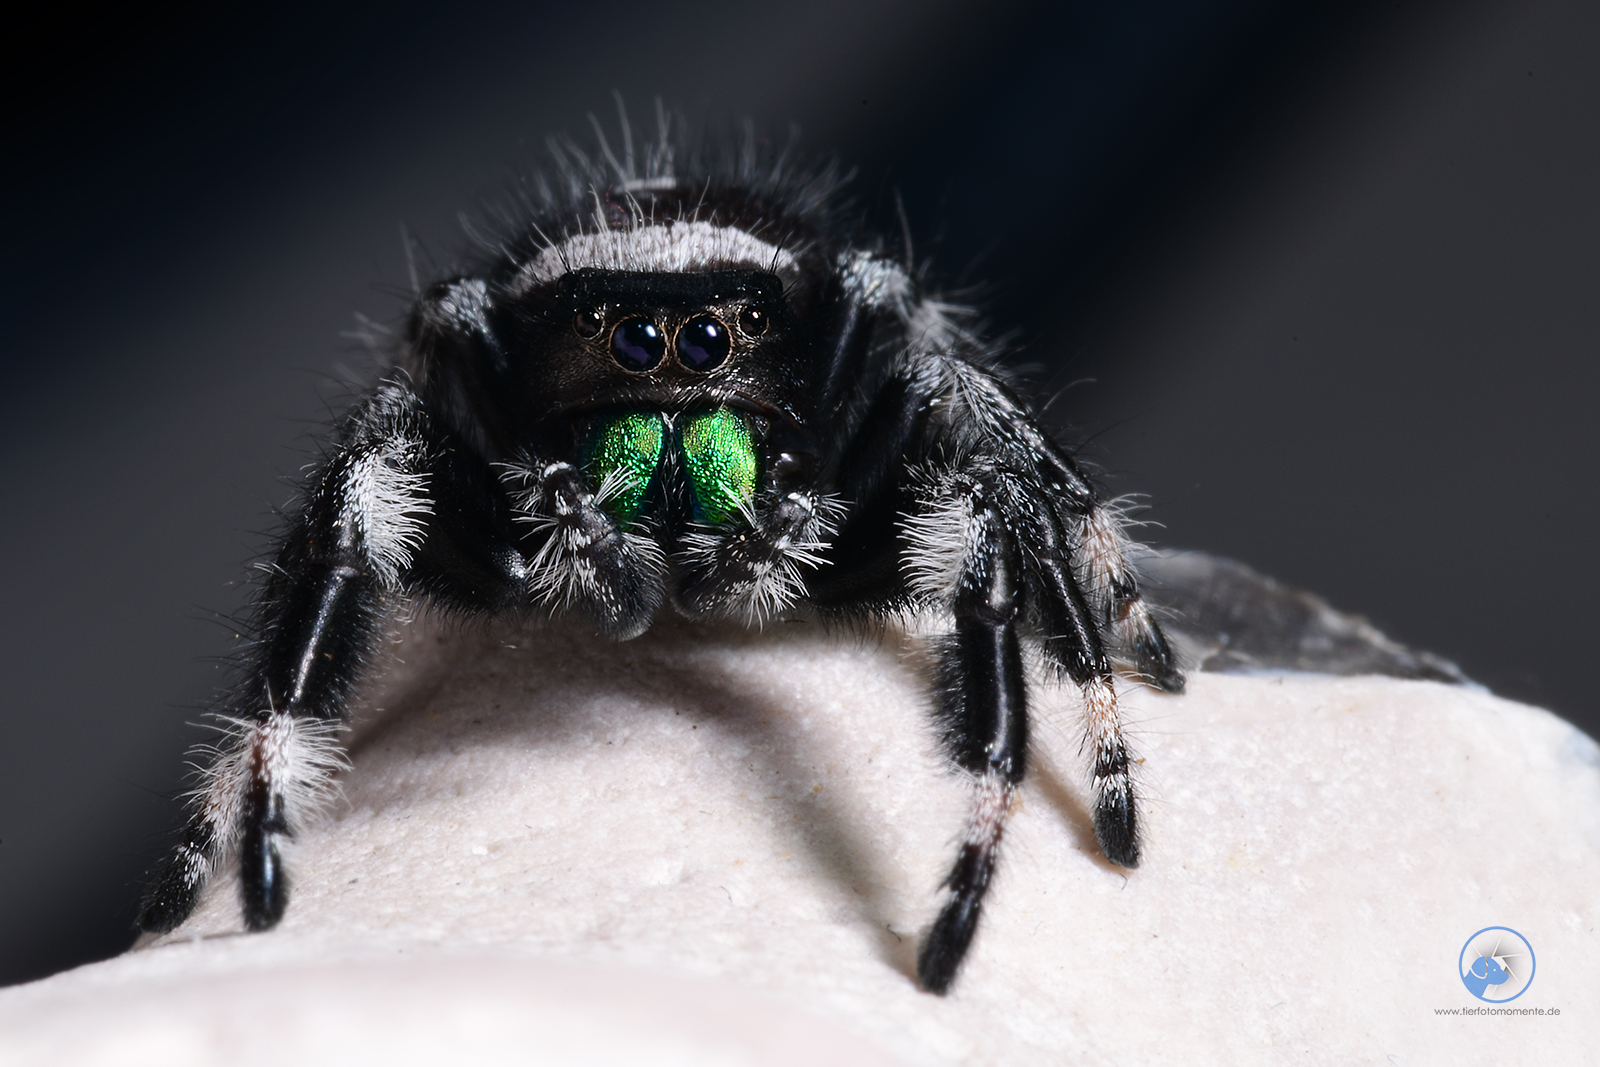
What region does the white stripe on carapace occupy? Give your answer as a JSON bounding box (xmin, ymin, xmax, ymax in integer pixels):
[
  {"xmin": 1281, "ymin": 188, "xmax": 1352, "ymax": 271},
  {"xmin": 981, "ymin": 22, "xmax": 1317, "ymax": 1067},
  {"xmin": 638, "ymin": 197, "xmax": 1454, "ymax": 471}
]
[{"xmin": 515, "ymin": 221, "xmax": 799, "ymax": 293}]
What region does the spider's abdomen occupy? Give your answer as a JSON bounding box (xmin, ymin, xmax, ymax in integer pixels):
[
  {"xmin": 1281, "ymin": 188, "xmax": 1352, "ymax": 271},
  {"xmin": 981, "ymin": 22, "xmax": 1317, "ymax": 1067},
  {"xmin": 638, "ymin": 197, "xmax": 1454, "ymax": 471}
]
[{"xmin": 582, "ymin": 408, "xmax": 760, "ymax": 528}]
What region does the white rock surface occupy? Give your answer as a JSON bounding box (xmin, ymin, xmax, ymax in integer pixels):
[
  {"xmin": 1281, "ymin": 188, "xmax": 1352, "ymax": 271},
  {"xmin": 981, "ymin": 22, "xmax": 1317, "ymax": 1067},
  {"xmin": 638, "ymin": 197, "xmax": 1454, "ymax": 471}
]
[{"xmin": 3, "ymin": 616, "xmax": 1596, "ymax": 1065}]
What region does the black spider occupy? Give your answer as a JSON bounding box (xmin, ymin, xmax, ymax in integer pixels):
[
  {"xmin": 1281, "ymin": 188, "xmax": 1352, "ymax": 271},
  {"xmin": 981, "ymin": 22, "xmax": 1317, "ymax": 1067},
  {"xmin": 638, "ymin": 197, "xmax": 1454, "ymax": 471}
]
[{"xmin": 137, "ymin": 119, "xmax": 1184, "ymax": 995}]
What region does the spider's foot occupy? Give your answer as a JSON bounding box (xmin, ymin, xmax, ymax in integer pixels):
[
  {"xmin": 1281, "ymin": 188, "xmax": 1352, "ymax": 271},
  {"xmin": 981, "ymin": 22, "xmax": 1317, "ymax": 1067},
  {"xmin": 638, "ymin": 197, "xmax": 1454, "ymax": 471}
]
[
  {"xmin": 1140, "ymin": 657, "xmax": 1186, "ymax": 694},
  {"xmin": 1132, "ymin": 618, "xmax": 1186, "ymax": 694},
  {"xmin": 1094, "ymin": 785, "xmax": 1140, "ymax": 868},
  {"xmin": 240, "ymin": 844, "xmax": 290, "ymax": 932},
  {"xmin": 137, "ymin": 832, "xmax": 214, "ymax": 934},
  {"xmin": 917, "ymin": 845, "xmax": 990, "ymax": 995},
  {"xmin": 137, "ymin": 863, "xmax": 203, "ymax": 934},
  {"xmin": 240, "ymin": 790, "xmax": 292, "ymax": 932}
]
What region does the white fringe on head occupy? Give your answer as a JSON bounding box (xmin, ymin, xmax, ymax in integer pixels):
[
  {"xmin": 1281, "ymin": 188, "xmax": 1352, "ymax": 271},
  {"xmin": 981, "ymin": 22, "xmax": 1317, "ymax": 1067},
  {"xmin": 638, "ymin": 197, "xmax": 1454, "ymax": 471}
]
[
  {"xmin": 479, "ymin": 100, "xmax": 850, "ymax": 305},
  {"xmin": 515, "ymin": 222, "xmax": 802, "ymax": 294}
]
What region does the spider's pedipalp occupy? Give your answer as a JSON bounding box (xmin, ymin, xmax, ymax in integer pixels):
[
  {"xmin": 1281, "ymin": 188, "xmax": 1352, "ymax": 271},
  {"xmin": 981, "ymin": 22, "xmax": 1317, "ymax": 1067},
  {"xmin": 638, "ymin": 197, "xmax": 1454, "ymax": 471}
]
[
  {"xmin": 502, "ymin": 457, "xmax": 666, "ymax": 639},
  {"xmin": 674, "ymin": 488, "xmax": 843, "ymax": 625}
]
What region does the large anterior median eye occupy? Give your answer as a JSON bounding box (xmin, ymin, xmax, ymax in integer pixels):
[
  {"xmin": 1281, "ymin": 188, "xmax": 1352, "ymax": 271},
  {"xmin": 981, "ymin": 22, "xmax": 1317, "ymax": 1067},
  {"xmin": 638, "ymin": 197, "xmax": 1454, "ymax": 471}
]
[
  {"xmin": 610, "ymin": 318, "xmax": 666, "ymax": 371},
  {"xmin": 676, "ymin": 316, "xmax": 730, "ymax": 370}
]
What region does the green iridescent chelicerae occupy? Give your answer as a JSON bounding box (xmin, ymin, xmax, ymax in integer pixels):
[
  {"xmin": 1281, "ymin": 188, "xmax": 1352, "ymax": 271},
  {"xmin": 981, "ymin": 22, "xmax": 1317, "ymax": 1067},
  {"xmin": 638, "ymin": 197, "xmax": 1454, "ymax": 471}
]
[
  {"xmin": 583, "ymin": 408, "xmax": 758, "ymax": 526},
  {"xmin": 582, "ymin": 411, "xmax": 665, "ymax": 525},
  {"xmin": 679, "ymin": 408, "xmax": 758, "ymax": 523}
]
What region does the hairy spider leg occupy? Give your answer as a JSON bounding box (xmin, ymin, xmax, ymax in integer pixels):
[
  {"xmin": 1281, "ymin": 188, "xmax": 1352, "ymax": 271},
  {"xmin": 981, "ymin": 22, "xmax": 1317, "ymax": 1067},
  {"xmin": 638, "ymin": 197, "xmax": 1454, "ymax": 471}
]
[
  {"xmin": 908, "ymin": 473, "xmax": 1029, "ymax": 995},
  {"xmin": 894, "ymin": 359, "xmax": 1158, "ymax": 987},
  {"xmin": 1016, "ymin": 492, "xmax": 1142, "ymax": 867},
  {"xmin": 802, "ymin": 260, "xmax": 1153, "ymax": 989},
  {"xmin": 926, "ymin": 357, "xmax": 1176, "ymax": 864},
  {"xmin": 936, "ymin": 356, "xmax": 1183, "ymax": 695},
  {"xmin": 1033, "ymin": 443, "xmax": 1184, "ymax": 695},
  {"xmin": 139, "ymin": 384, "xmax": 527, "ymax": 934}
]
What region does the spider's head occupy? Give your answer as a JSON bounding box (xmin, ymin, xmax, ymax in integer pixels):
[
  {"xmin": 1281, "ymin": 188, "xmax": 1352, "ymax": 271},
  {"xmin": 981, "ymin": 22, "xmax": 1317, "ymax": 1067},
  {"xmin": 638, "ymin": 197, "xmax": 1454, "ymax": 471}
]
[
  {"xmin": 408, "ymin": 216, "xmax": 834, "ymax": 458},
  {"xmin": 503, "ymin": 216, "xmax": 832, "ymax": 438},
  {"xmin": 538, "ymin": 266, "xmax": 797, "ymax": 418}
]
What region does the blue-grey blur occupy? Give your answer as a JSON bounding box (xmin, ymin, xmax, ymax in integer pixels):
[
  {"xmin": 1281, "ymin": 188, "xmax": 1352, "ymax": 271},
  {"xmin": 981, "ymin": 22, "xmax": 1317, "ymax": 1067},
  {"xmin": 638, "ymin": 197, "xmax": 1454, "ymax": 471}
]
[{"xmin": 2, "ymin": 0, "xmax": 1595, "ymax": 985}]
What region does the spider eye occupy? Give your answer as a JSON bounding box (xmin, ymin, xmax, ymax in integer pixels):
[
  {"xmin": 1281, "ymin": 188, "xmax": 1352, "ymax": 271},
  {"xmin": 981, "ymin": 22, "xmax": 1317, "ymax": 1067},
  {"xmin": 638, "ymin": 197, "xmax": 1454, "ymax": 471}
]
[
  {"xmin": 610, "ymin": 318, "xmax": 666, "ymax": 371},
  {"xmin": 677, "ymin": 316, "xmax": 730, "ymax": 371},
  {"xmin": 573, "ymin": 309, "xmax": 604, "ymax": 338},
  {"xmin": 736, "ymin": 307, "xmax": 769, "ymax": 338}
]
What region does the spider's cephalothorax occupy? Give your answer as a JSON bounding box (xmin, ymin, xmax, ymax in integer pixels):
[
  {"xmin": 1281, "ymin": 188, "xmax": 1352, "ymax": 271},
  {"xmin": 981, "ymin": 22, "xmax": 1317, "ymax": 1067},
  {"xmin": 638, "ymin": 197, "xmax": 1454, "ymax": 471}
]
[{"xmin": 137, "ymin": 124, "xmax": 1184, "ymax": 994}]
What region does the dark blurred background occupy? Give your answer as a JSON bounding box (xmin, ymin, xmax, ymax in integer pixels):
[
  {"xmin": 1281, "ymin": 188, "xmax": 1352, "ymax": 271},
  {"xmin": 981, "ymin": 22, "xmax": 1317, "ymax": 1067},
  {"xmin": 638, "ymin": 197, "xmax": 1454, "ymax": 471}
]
[{"xmin": 3, "ymin": 0, "xmax": 1595, "ymax": 985}]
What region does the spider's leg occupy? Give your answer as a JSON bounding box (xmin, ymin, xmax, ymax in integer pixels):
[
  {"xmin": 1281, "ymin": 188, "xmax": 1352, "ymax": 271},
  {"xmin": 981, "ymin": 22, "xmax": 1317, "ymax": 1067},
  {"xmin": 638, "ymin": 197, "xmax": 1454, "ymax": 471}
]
[
  {"xmin": 1035, "ymin": 446, "xmax": 1184, "ymax": 693},
  {"xmin": 905, "ymin": 471, "xmax": 1028, "ymax": 995},
  {"xmin": 1019, "ymin": 494, "xmax": 1143, "ymax": 868},
  {"xmin": 923, "ymin": 356, "xmax": 1180, "ymax": 864},
  {"xmin": 941, "ymin": 357, "xmax": 1182, "ymax": 692},
  {"xmin": 139, "ymin": 383, "xmax": 524, "ymax": 934}
]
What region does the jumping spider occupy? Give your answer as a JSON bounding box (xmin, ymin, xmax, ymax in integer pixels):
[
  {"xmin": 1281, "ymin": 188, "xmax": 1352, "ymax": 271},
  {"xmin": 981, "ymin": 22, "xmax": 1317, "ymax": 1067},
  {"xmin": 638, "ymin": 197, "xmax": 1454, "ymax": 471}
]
[{"xmin": 139, "ymin": 121, "xmax": 1184, "ymax": 994}]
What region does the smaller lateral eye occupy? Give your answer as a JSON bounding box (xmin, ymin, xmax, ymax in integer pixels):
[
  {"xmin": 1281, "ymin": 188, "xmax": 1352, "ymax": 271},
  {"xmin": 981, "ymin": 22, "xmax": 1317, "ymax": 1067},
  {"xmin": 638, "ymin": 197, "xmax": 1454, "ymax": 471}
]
[
  {"xmin": 737, "ymin": 307, "xmax": 769, "ymax": 338},
  {"xmin": 573, "ymin": 309, "xmax": 604, "ymax": 338}
]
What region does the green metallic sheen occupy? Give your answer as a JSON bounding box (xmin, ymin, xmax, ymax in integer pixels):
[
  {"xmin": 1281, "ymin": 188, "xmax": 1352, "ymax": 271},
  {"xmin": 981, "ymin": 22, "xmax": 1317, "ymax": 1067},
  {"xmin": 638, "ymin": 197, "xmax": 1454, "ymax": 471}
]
[
  {"xmin": 680, "ymin": 408, "xmax": 758, "ymax": 524},
  {"xmin": 583, "ymin": 411, "xmax": 665, "ymax": 525}
]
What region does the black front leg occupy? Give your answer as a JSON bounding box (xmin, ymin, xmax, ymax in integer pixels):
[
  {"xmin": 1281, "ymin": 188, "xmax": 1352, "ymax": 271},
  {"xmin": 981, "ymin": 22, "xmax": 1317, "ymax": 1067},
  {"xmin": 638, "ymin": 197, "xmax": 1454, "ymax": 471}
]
[
  {"xmin": 908, "ymin": 473, "xmax": 1029, "ymax": 995},
  {"xmin": 139, "ymin": 383, "xmax": 524, "ymax": 935}
]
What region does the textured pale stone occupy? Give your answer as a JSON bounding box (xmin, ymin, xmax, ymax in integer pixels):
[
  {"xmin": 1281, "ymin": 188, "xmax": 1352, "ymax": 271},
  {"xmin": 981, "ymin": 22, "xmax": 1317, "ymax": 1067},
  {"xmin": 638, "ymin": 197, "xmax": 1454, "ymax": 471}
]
[{"xmin": 2, "ymin": 616, "xmax": 1595, "ymax": 1065}]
